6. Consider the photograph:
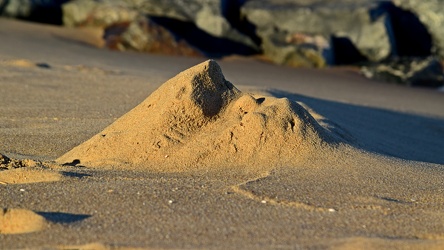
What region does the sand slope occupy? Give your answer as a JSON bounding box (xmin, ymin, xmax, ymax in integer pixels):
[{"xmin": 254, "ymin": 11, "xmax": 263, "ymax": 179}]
[{"xmin": 57, "ymin": 60, "xmax": 335, "ymax": 173}]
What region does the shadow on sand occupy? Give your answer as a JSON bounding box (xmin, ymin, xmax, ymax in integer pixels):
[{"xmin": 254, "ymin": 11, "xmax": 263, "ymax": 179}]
[
  {"xmin": 268, "ymin": 89, "xmax": 444, "ymax": 165},
  {"xmin": 37, "ymin": 212, "xmax": 91, "ymax": 224}
]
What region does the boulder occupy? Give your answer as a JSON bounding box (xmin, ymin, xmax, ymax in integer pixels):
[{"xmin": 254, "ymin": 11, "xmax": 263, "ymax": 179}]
[
  {"xmin": 361, "ymin": 57, "xmax": 444, "ymax": 87},
  {"xmin": 62, "ymin": 0, "xmax": 138, "ymax": 27},
  {"xmin": 104, "ymin": 16, "xmax": 202, "ymax": 57},
  {"xmin": 392, "ymin": 0, "xmax": 444, "ymax": 60},
  {"xmin": 261, "ymin": 30, "xmax": 331, "ymax": 68},
  {"xmin": 62, "ymin": 0, "xmax": 259, "ymax": 52},
  {"xmin": 0, "ymin": 0, "xmax": 66, "ymax": 24},
  {"xmin": 241, "ymin": 0, "xmax": 393, "ymax": 67}
]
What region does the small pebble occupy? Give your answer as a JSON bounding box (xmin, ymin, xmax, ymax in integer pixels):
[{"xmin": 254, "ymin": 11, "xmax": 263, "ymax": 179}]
[
  {"xmin": 19, "ymin": 188, "xmax": 25, "ymax": 192},
  {"xmin": 168, "ymin": 200, "xmax": 174, "ymax": 204},
  {"xmin": 261, "ymin": 200, "xmax": 267, "ymax": 204},
  {"xmin": 328, "ymin": 208, "xmax": 336, "ymax": 212}
]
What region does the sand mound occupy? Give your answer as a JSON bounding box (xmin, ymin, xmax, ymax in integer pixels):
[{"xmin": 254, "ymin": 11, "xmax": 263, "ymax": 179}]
[
  {"xmin": 0, "ymin": 208, "xmax": 47, "ymax": 234},
  {"xmin": 57, "ymin": 60, "xmax": 334, "ymax": 172}
]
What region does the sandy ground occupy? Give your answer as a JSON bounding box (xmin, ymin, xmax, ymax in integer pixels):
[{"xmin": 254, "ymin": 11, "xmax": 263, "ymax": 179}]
[{"xmin": 1, "ymin": 18, "xmax": 444, "ymax": 249}]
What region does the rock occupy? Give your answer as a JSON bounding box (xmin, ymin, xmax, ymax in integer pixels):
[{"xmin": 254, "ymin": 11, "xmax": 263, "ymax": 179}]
[
  {"xmin": 261, "ymin": 30, "xmax": 331, "ymax": 67},
  {"xmin": 392, "ymin": 0, "xmax": 444, "ymax": 60},
  {"xmin": 62, "ymin": 0, "xmax": 138, "ymax": 27},
  {"xmin": 384, "ymin": 2, "xmax": 433, "ymax": 58},
  {"xmin": 0, "ymin": 0, "xmax": 37, "ymax": 18},
  {"xmin": 361, "ymin": 57, "xmax": 444, "ymax": 87},
  {"xmin": 104, "ymin": 16, "xmax": 202, "ymax": 57},
  {"xmin": 241, "ymin": 0, "xmax": 393, "ymax": 67},
  {"xmin": 0, "ymin": 0, "xmax": 65, "ymax": 24},
  {"xmin": 62, "ymin": 0, "xmax": 259, "ymax": 52},
  {"xmin": 0, "ymin": 153, "xmax": 11, "ymax": 166},
  {"xmin": 127, "ymin": 0, "xmax": 258, "ymax": 50}
]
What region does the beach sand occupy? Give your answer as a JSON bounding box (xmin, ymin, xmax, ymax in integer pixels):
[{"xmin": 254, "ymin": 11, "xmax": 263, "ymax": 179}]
[{"xmin": 1, "ymin": 18, "xmax": 444, "ymax": 249}]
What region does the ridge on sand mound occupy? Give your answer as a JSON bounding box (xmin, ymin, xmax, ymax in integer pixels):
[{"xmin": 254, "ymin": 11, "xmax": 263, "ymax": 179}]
[{"xmin": 57, "ymin": 60, "xmax": 335, "ymax": 172}]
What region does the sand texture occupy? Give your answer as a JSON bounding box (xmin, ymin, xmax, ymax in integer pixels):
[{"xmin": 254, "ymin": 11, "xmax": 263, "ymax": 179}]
[
  {"xmin": 57, "ymin": 60, "xmax": 334, "ymax": 173},
  {"xmin": 1, "ymin": 19, "xmax": 444, "ymax": 249},
  {"xmin": 0, "ymin": 208, "xmax": 47, "ymax": 234}
]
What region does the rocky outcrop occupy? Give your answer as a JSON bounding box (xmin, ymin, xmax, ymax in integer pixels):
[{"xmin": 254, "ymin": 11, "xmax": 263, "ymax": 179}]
[
  {"xmin": 0, "ymin": 0, "xmax": 66, "ymax": 24},
  {"xmin": 2, "ymin": 0, "xmax": 443, "ymax": 87},
  {"xmin": 104, "ymin": 16, "xmax": 202, "ymax": 56},
  {"xmin": 361, "ymin": 57, "xmax": 444, "ymax": 87},
  {"xmin": 61, "ymin": 1, "xmax": 203, "ymax": 56},
  {"xmin": 261, "ymin": 31, "xmax": 331, "ymax": 68},
  {"xmin": 131, "ymin": 0, "xmax": 258, "ymax": 50},
  {"xmin": 62, "ymin": 0, "xmax": 259, "ymax": 55},
  {"xmin": 393, "ymin": 0, "xmax": 444, "ymax": 60},
  {"xmin": 62, "ymin": 0, "xmax": 137, "ymax": 27},
  {"xmin": 241, "ymin": 0, "xmax": 393, "ymax": 67}
]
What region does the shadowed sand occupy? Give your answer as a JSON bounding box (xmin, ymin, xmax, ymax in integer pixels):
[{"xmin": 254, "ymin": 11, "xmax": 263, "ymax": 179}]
[{"xmin": 1, "ymin": 18, "xmax": 444, "ymax": 249}]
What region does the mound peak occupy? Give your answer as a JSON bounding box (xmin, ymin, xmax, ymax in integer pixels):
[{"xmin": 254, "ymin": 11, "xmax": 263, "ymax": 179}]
[{"xmin": 57, "ymin": 60, "xmax": 333, "ymax": 172}]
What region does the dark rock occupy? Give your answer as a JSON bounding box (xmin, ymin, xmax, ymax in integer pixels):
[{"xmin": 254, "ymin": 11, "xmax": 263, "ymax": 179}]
[
  {"xmin": 129, "ymin": 0, "xmax": 258, "ymax": 50},
  {"xmin": 62, "ymin": 0, "xmax": 259, "ymax": 53},
  {"xmin": 261, "ymin": 30, "xmax": 331, "ymax": 67},
  {"xmin": 393, "ymin": 0, "xmax": 444, "ymax": 60},
  {"xmin": 0, "ymin": 153, "xmax": 11, "ymax": 165},
  {"xmin": 0, "ymin": 0, "xmax": 67, "ymax": 24},
  {"xmin": 361, "ymin": 57, "xmax": 444, "ymax": 87},
  {"xmin": 241, "ymin": 0, "xmax": 394, "ymax": 67},
  {"xmin": 104, "ymin": 16, "xmax": 203, "ymax": 57},
  {"xmin": 149, "ymin": 16, "xmax": 259, "ymax": 58},
  {"xmin": 385, "ymin": 3, "xmax": 433, "ymax": 57},
  {"xmin": 331, "ymin": 36, "xmax": 368, "ymax": 65},
  {"xmin": 62, "ymin": 0, "xmax": 138, "ymax": 27}
]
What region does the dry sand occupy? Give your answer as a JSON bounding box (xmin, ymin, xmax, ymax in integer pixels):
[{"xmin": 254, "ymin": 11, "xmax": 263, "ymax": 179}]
[
  {"xmin": 57, "ymin": 60, "xmax": 334, "ymax": 174},
  {"xmin": 1, "ymin": 18, "xmax": 444, "ymax": 249}
]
